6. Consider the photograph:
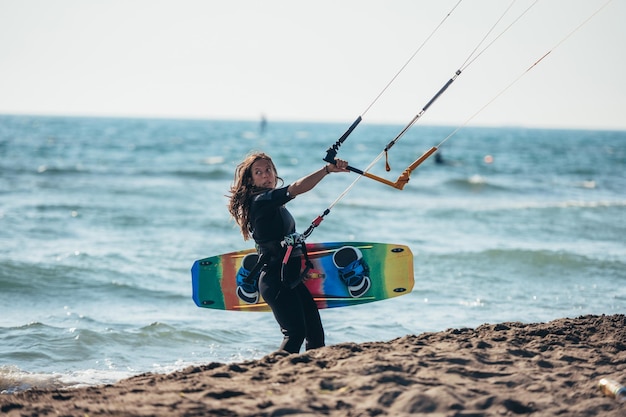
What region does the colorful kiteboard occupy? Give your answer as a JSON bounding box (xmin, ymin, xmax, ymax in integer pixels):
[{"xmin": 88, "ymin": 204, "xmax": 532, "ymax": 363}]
[{"xmin": 191, "ymin": 242, "xmax": 414, "ymax": 312}]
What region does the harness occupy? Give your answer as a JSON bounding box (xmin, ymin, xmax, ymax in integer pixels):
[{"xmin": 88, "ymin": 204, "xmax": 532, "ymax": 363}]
[
  {"xmin": 240, "ymin": 232, "xmax": 313, "ymax": 290},
  {"xmin": 280, "ymin": 232, "xmax": 314, "ymax": 289}
]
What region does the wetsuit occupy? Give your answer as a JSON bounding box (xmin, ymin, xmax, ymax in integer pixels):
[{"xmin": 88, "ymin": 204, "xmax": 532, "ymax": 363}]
[{"xmin": 249, "ymin": 186, "xmax": 325, "ymax": 353}]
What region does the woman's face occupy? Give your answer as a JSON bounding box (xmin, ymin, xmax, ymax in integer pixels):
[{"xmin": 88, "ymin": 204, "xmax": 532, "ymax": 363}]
[{"xmin": 250, "ymin": 158, "xmax": 277, "ymax": 189}]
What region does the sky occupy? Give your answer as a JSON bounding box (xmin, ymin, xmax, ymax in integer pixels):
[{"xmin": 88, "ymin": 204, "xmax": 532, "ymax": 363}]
[{"xmin": 1, "ymin": 0, "xmax": 625, "ymax": 130}]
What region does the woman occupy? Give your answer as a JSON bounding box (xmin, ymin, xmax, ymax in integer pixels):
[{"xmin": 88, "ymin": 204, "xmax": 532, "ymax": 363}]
[{"xmin": 228, "ymin": 152, "xmax": 349, "ymax": 353}]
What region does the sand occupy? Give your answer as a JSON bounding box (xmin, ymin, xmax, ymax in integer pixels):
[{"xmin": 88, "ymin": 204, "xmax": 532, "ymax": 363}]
[{"xmin": 1, "ymin": 314, "xmax": 625, "ymax": 417}]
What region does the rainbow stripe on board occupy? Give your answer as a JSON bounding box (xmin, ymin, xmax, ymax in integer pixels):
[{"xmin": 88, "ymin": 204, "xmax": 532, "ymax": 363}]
[{"xmin": 191, "ymin": 242, "xmax": 414, "ymax": 312}]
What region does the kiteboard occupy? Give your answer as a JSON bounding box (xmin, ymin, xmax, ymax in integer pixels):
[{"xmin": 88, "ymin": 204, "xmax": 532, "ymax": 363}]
[{"xmin": 191, "ymin": 242, "xmax": 414, "ymax": 312}]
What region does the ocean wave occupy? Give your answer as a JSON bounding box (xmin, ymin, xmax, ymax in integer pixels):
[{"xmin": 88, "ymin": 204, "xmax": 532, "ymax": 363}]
[
  {"xmin": 170, "ymin": 168, "xmax": 231, "ymax": 180},
  {"xmin": 524, "ymin": 199, "xmax": 626, "ymax": 209},
  {"xmin": 0, "ymin": 321, "xmax": 252, "ymax": 393},
  {"xmin": 0, "ymin": 164, "xmax": 88, "ymax": 178},
  {"xmin": 445, "ymin": 176, "xmax": 512, "ymax": 193},
  {"xmin": 478, "ymin": 199, "xmax": 626, "ymax": 212},
  {"xmin": 35, "ymin": 165, "xmax": 86, "ymax": 175},
  {"xmin": 0, "ymin": 364, "xmax": 135, "ymax": 394},
  {"xmin": 3, "ymin": 163, "xmax": 232, "ymax": 182},
  {"xmin": 432, "ymin": 248, "xmax": 625, "ymax": 275},
  {"xmin": 0, "ymin": 259, "xmax": 176, "ymax": 300},
  {"xmin": 422, "ymin": 199, "xmax": 626, "ymax": 216},
  {"xmin": 0, "ymin": 260, "xmax": 94, "ymax": 293},
  {"xmin": 31, "ymin": 203, "xmax": 85, "ymax": 214},
  {"xmin": 0, "ymin": 365, "xmax": 67, "ymax": 394}
]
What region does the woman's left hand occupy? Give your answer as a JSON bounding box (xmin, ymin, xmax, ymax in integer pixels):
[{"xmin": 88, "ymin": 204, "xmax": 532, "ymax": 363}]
[{"xmin": 327, "ymin": 159, "xmax": 349, "ymax": 173}]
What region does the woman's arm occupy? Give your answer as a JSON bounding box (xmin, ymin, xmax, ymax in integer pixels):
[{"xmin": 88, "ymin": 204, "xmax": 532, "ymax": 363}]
[{"xmin": 287, "ymin": 159, "xmax": 349, "ymax": 197}]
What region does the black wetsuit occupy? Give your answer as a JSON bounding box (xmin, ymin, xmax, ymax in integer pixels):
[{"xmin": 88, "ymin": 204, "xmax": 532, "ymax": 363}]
[{"xmin": 250, "ymin": 186, "xmax": 325, "ymax": 353}]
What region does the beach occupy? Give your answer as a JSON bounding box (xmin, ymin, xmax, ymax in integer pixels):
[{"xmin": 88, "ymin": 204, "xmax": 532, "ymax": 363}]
[
  {"xmin": 2, "ymin": 314, "xmax": 624, "ymax": 416},
  {"xmin": 1, "ymin": 116, "xmax": 625, "ymax": 409}
]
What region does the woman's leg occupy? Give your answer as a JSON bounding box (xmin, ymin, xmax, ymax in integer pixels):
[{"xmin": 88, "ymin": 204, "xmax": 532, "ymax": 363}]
[
  {"xmin": 295, "ymin": 282, "xmax": 325, "ymax": 350},
  {"xmin": 258, "ymin": 263, "xmax": 306, "ymax": 353}
]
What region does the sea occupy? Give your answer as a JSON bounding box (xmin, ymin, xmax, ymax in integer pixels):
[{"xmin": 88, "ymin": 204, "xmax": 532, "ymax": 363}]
[{"xmin": 1, "ymin": 114, "xmax": 625, "ymax": 393}]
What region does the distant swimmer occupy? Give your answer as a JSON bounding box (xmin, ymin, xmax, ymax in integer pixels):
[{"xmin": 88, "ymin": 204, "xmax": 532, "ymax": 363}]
[
  {"xmin": 433, "ymin": 151, "xmax": 460, "ymax": 167},
  {"xmin": 259, "ymin": 114, "xmax": 267, "ymax": 134}
]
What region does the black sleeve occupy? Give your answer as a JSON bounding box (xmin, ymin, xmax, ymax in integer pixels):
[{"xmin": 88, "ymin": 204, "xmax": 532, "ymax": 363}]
[{"xmin": 253, "ymin": 186, "xmax": 294, "ymax": 206}]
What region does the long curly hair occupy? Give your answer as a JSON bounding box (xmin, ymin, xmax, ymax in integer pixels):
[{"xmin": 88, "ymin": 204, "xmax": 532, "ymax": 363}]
[{"xmin": 227, "ymin": 152, "xmax": 283, "ymax": 240}]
